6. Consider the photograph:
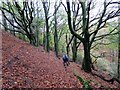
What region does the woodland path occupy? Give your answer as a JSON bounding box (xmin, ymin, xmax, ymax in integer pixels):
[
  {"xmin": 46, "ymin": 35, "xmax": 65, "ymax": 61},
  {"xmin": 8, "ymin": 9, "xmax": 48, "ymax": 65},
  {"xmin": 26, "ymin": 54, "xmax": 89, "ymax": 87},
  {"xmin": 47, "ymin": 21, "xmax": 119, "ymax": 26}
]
[{"xmin": 1, "ymin": 30, "xmax": 119, "ymax": 88}]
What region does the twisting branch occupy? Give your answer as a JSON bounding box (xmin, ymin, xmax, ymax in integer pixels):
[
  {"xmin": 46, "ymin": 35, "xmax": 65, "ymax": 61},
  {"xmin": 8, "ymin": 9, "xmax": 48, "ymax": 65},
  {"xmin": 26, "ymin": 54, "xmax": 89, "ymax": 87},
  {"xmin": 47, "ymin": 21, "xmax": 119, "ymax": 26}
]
[
  {"xmin": 61, "ymin": 1, "xmax": 67, "ymax": 12},
  {"xmin": 0, "ymin": 22, "xmax": 25, "ymax": 35},
  {"xmin": 90, "ymin": 53, "xmax": 101, "ymax": 64},
  {"xmin": 90, "ymin": 1, "xmax": 108, "ymax": 46},
  {"xmin": 48, "ymin": 2, "xmax": 61, "ymax": 19},
  {"xmin": 1, "ymin": 9, "xmax": 20, "ymax": 29},
  {"xmin": 66, "ymin": 1, "xmax": 84, "ymax": 42},
  {"xmin": 90, "ymin": 0, "xmax": 119, "ymax": 47}
]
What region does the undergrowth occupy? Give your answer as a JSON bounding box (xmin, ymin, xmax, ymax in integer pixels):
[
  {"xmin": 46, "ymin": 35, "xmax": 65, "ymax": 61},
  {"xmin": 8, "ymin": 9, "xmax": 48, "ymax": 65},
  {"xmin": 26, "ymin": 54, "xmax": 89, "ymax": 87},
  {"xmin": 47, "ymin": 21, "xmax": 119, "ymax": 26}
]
[{"xmin": 74, "ymin": 73, "xmax": 92, "ymax": 90}]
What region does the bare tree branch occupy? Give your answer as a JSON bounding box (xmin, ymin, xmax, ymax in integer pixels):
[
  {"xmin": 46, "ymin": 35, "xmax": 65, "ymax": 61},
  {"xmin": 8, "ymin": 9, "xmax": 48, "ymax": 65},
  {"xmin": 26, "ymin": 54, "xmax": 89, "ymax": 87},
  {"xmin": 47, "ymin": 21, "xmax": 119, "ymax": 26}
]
[
  {"xmin": 95, "ymin": 26, "xmax": 118, "ymax": 39},
  {"xmin": 48, "ymin": 2, "xmax": 61, "ymax": 19},
  {"xmin": 1, "ymin": 9, "xmax": 21, "ymax": 29},
  {"xmin": 0, "ymin": 22, "xmax": 25, "ymax": 35},
  {"xmin": 61, "ymin": 1, "xmax": 67, "ymax": 12}
]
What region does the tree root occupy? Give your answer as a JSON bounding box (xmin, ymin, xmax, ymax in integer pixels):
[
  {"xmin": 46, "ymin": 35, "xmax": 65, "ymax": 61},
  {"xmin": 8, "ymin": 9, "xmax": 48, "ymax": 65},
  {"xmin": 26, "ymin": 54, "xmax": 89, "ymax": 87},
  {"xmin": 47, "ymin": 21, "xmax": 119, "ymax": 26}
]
[{"xmin": 91, "ymin": 72, "xmax": 120, "ymax": 84}]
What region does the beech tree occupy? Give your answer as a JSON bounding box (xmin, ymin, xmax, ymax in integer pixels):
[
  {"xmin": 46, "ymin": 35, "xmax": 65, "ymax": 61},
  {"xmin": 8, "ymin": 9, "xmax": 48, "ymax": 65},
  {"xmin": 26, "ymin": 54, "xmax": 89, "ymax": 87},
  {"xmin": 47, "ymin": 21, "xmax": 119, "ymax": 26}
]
[
  {"xmin": 0, "ymin": 1, "xmax": 36, "ymax": 45},
  {"xmin": 65, "ymin": 0, "xmax": 119, "ymax": 72},
  {"xmin": 42, "ymin": 1, "xmax": 50, "ymax": 52},
  {"xmin": 42, "ymin": 0, "xmax": 61, "ymax": 54}
]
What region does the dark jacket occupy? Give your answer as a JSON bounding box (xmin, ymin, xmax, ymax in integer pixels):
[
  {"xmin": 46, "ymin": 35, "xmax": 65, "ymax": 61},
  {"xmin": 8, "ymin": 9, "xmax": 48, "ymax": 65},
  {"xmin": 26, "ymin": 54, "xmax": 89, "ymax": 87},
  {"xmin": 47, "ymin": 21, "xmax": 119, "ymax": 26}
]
[{"xmin": 63, "ymin": 54, "xmax": 68, "ymax": 63}]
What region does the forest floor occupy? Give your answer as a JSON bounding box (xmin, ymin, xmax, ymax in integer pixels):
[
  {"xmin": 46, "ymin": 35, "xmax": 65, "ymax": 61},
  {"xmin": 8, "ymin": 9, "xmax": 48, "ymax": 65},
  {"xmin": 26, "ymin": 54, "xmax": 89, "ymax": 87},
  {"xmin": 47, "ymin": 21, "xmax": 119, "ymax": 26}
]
[{"xmin": 1, "ymin": 30, "xmax": 120, "ymax": 88}]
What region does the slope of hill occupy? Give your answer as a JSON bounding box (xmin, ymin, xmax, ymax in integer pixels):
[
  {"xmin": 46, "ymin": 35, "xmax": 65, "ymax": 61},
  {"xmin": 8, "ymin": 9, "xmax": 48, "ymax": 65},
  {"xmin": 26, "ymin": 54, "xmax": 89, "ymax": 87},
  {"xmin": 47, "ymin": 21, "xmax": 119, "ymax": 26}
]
[
  {"xmin": 1, "ymin": 30, "xmax": 119, "ymax": 88},
  {"xmin": 2, "ymin": 30, "xmax": 82, "ymax": 88}
]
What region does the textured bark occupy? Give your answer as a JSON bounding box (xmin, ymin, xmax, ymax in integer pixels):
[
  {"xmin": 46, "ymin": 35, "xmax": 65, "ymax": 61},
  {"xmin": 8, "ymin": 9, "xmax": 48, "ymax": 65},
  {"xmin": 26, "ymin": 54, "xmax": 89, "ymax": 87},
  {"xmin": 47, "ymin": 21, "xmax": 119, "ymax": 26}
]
[
  {"xmin": 67, "ymin": 35, "xmax": 74, "ymax": 56},
  {"xmin": 82, "ymin": 41, "xmax": 92, "ymax": 72}
]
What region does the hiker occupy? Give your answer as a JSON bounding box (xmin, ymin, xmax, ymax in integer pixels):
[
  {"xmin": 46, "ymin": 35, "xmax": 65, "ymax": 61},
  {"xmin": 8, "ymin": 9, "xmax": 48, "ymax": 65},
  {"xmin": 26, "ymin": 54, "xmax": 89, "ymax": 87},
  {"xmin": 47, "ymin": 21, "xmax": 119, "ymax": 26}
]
[{"xmin": 62, "ymin": 54, "xmax": 70, "ymax": 68}]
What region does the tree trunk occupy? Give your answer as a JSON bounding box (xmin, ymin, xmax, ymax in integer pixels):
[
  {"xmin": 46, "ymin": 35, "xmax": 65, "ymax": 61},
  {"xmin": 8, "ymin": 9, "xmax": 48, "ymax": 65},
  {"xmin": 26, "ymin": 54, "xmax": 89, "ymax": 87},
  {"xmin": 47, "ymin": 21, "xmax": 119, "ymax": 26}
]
[
  {"xmin": 45, "ymin": 18, "xmax": 50, "ymax": 52},
  {"xmin": 82, "ymin": 41, "xmax": 92, "ymax": 72},
  {"xmin": 66, "ymin": 44, "xmax": 70, "ymax": 56},
  {"xmin": 25, "ymin": 30, "xmax": 36, "ymax": 45},
  {"xmin": 43, "ymin": 25, "xmax": 46, "ymax": 49},
  {"xmin": 66, "ymin": 35, "xmax": 72, "ymax": 56},
  {"xmin": 72, "ymin": 37, "xmax": 77, "ymax": 62},
  {"xmin": 54, "ymin": 30, "xmax": 58, "ymax": 57},
  {"xmin": 42, "ymin": 2, "xmax": 50, "ymax": 52}
]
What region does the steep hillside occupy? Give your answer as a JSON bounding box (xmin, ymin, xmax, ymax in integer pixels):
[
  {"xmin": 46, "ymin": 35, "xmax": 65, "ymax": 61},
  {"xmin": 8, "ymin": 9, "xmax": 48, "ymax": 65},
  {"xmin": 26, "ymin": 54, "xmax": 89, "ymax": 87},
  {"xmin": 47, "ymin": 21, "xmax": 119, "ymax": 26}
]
[
  {"xmin": 2, "ymin": 30, "xmax": 82, "ymax": 88},
  {"xmin": 1, "ymin": 30, "xmax": 119, "ymax": 88}
]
